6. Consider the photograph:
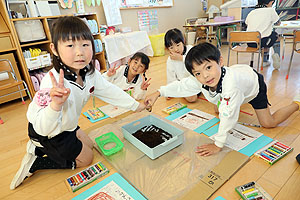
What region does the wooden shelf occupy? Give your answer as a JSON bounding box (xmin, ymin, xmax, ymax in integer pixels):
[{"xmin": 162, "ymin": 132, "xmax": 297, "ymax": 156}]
[
  {"xmin": 20, "ymin": 40, "xmax": 51, "ymax": 48},
  {"xmin": 0, "ymin": 47, "xmax": 17, "ymax": 53}
]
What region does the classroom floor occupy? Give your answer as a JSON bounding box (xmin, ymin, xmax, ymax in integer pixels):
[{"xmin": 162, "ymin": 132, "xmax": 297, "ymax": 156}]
[{"xmin": 1, "ymin": 42, "xmax": 300, "ymax": 200}]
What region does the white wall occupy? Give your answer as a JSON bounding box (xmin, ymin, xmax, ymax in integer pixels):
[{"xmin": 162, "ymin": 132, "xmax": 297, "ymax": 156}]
[{"xmin": 54, "ymin": 0, "xmax": 207, "ymax": 33}]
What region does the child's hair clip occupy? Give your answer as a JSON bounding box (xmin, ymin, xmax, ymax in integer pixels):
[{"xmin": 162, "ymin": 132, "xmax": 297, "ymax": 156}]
[{"xmin": 34, "ymin": 88, "xmax": 52, "ymax": 108}]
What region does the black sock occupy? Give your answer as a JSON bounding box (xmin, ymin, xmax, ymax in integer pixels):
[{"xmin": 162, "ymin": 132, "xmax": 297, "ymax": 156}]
[{"xmin": 29, "ymin": 156, "xmax": 74, "ymax": 173}]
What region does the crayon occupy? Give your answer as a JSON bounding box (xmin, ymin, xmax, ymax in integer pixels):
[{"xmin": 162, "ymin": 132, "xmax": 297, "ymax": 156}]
[
  {"xmin": 76, "ymin": 174, "xmax": 83, "ymax": 182},
  {"xmin": 67, "ymin": 178, "xmax": 73, "ymax": 186},
  {"xmin": 79, "ymin": 173, "xmax": 84, "ymax": 181},
  {"xmin": 267, "ymin": 148, "xmax": 280, "ymax": 156},
  {"xmin": 273, "ymin": 143, "xmax": 286, "ymax": 151},
  {"xmin": 263, "ymin": 151, "xmax": 276, "ymax": 159},
  {"xmin": 269, "ymin": 146, "xmax": 282, "ymax": 154},
  {"xmin": 247, "ymin": 192, "xmax": 258, "ymax": 198},
  {"xmin": 238, "ymin": 122, "xmax": 262, "ymax": 128},
  {"xmin": 95, "ymin": 164, "xmax": 101, "ymax": 172},
  {"xmin": 70, "ymin": 177, "xmax": 76, "ymax": 186},
  {"xmin": 240, "ymin": 110, "xmax": 253, "ymax": 116},
  {"xmin": 272, "ymin": 144, "xmax": 285, "ymax": 152},
  {"xmin": 81, "ymin": 172, "xmax": 86, "ymax": 180},
  {"xmin": 260, "ymin": 153, "xmax": 273, "ymax": 162},
  {"xmin": 265, "ymin": 149, "xmax": 278, "ymax": 157},
  {"xmin": 276, "ymin": 142, "xmax": 290, "ymax": 149},
  {"xmin": 261, "ymin": 152, "xmax": 274, "ymax": 160},
  {"xmin": 91, "ymin": 166, "xmax": 97, "ymax": 174},
  {"xmin": 242, "ymin": 188, "xmax": 255, "ymax": 194},
  {"xmin": 81, "ymin": 113, "xmax": 91, "ymax": 120},
  {"xmin": 97, "ymin": 163, "xmax": 103, "ymax": 171}
]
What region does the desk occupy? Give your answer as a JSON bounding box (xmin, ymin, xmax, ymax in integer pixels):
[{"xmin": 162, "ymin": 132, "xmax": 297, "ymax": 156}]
[
  {"xmin": 102, "ymin": 31, "xmax": 154, "ymax": 67},
  {"xmin": 274, "ymin": 20, "xmax": 300, "ymax": 60},
  {"xmin": 183, "ymin": 20, "xmax": 243, "ymax": 47}
]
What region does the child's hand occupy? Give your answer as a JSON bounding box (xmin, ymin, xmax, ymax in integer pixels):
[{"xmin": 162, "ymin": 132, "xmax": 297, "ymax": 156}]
[
  {"xmin": 107, "ymin": 64, "xmax": 120, "ymax": 77},
  {"xmin": 170, "ymin": 52, "xmax": 183, "ymax": 61},
  {"xmin": 144, "ymin": 91, "xmax": 160, "ymax": 110},
  {"xmin": 135, "ymin": 102, "xmax": 147, "ymax": 112},
  {"xmin": 141, "ymin": 76, "xmax": 151, "ymax": 90},
  {"xmin": 49, "ymin": 69, "xmax": 70, "ymax": 111},
  {"xmin": 195, "ymin": 143, "xmax": 221, "ymax": 156}
]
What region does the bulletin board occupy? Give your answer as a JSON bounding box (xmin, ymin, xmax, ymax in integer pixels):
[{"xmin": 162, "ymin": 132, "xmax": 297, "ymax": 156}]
[{"xmin": 120, "ymin": 0, "xmax": 173, "ymax": 9}]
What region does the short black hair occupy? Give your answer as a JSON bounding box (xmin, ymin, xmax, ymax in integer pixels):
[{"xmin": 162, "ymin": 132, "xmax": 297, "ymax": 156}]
[
  {"xmin": 164, "ymin": 28, "xmax": 185, "ymax": 48},
  {"xmin": 131, "ymin": 52, "xmax": 150, "ymax": 70},
  {"xmin": 51, "ymin": 16, "xmax": 95, "ymax": 74},
  {"xmin": 185, "ymin": 42, "xmax": 221, "ymax": 75},
  {"xmin": 257, "ymin": 0, "xmax": 274, "ymax": 6}
]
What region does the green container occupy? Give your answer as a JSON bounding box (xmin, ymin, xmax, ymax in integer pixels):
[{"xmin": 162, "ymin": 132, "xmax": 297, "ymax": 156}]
[{"xmin": 95, "ymin": 132, "xmax": 124, "ymax": 156}]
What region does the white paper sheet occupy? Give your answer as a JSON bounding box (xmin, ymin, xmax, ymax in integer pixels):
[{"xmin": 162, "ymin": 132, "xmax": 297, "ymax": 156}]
[
  {"xmin": 210, "ymin": 124, "xmax": 263, "ymax": 151},
  {"xmin": 85, "ymin": 181, "xmax": 135, "ymax": 200},
  {"xmin": 100, "ymin": 104, "xmax": 129, "ymax": 118},
  {"xmin": 172, "ymin": 109, "xmax": 215, "ymax": 130}
]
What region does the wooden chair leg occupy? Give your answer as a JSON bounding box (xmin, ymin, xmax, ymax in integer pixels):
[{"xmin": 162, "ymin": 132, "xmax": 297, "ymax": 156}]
[{"xmin": 286, "ymin": 49, "xmax": 295, "ymax": 79}]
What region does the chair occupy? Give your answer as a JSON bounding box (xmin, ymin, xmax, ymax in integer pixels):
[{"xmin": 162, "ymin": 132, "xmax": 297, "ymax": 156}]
[
  {"xmin": 0, "ymin": 59, "xmax": 32, "ymax": 104},
  {"xmin": 286, "ymin": 30, "xmax": 300, "ymax": 79},
  {"xmin": 227, "ymin": 31, "xmax": 264, "ymax": 71}
]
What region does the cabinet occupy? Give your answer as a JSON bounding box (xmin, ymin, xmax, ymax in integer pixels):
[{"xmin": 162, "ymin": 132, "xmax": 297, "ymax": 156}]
[
  {"xmin": 9, "ymin": 13, "xmax": 106, "ymax": 97},
  {"xmin": 276, "ymin": 0, "xmax": 300, "ymax": 20},
  {"xmin": 0, "ymin": 1, "xmax": 27, "ymax": 104}
]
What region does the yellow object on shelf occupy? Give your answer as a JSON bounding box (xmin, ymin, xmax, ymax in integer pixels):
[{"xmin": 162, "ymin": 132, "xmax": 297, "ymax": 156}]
[{"xmin": 149, "ymin": 33, "xmax": 165, "ymax": 57}]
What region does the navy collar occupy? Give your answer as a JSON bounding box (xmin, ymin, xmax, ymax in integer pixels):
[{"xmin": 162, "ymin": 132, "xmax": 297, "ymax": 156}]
[
  {"xmin": 202, "ymin": 67, "xmax": 226, "ymax": 93},
  {"xmin": 58, "ymin": 61, "xmax": 89, "ymax": 82},
  {"xmin": 124, "ymin": 64, "xmax": 139, "ymax": 84}
]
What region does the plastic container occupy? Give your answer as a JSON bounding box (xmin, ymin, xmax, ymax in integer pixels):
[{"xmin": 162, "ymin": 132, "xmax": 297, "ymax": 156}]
[
  {"xmin": 122, "ymin": 114, "xmax": 184, "ymax": 159},
  {"xmin": 149, "ymin": 33, "xmax": 165, "ymax": 56},
  {"xmin": 95, "ymin": 132, "xmax": 124, "ymax": 156}
]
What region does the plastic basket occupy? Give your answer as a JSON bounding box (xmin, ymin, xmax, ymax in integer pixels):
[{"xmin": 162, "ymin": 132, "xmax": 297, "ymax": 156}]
[{"xmin": 149, "ymin": 33, "xmax": 165, "ymax": 56}]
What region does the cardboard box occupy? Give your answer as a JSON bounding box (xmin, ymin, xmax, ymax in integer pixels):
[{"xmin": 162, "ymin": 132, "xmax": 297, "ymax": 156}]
[{"xmin": 122, "ymin": 114, "xmax": 184, "ymax": 159}]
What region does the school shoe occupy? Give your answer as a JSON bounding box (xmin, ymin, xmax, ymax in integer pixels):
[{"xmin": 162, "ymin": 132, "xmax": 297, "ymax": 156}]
[
  {"xmin": 10, "ymin": 141, "xmax": 37, "ymax": 190},
  {"xmin": 272, "ymin": 53, "xmax": 280, "ymax": 69}
]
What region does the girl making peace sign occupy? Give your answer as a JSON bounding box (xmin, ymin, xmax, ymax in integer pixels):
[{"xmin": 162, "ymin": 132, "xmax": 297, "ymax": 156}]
[
  {"xmin": 103, "ymin": 52, "xmax": 151, "ymax": 100},
  {"xmin": 10, "ymin": 16, "xmax": 146, "ymax": 190}
]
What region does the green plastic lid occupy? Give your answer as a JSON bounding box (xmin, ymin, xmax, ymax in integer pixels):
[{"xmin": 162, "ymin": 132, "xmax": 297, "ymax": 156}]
[{"xmin": 95, "ymin": 132, "xmax": 124, "ymax": 156}]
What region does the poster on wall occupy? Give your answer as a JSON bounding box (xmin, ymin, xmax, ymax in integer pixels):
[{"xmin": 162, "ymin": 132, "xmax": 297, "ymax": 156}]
[
  {"xmin": 137, "ymin": 10, "xmax": 158, "ymax": 32},
  {"xmin": 102, "ymin": 0, "xmax": 122, "ymax": 26}
]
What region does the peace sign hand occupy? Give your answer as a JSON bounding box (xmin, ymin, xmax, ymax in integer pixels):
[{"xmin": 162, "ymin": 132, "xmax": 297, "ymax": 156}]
[
  {"xmin": 141, "ymin": 76, "xmax": 151, "ymax": 90},
  {"xmin": 49, "ymin": 69, "xmax": 71, "ymax": 111},
  {"xmin": 107, "ymin": 64, "xmax": 120, "ymax": 77}
]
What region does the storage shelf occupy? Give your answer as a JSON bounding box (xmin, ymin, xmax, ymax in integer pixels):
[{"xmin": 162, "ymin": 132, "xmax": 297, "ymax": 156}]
[
  {"xmin": 20, "ymin": 40, "xmax": 51, "ymax": 48},
  {"xmin": 28, "ymin": 65, "xmax": 51, "ymax": 71},
  {"xmin": 277, "ymin": 7, "xmax": 300, "ymax": 10},
  {"xmin": 0, "ymin": 47, "xmax": 17, "ymax": 53}
]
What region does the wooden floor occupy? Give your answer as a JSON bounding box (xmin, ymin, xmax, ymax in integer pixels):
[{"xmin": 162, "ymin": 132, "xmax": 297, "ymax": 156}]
[{"xmin": 1, "ymin": 43, "xmax": 300, "ymax": 200}]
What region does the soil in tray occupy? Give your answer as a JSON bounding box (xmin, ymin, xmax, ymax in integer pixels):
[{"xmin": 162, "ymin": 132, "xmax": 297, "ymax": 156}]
[{"xmin": 132, "ymin": 125, "xmax": 173, "ymax": 148}]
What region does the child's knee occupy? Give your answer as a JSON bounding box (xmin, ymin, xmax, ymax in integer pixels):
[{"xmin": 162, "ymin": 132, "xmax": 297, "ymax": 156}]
[{"xmin": 260, "ymin": 121, "xmax": 276, "ymax": 128}]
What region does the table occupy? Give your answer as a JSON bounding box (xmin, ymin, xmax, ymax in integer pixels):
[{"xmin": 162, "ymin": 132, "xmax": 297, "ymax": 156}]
[
  {"xmin": 274, "ymin": 20, "xmax": 300, "ymax": 60},
  {"xmin": 183, "ymin": 20, "xmax": 243, "ymax": 47},
  {"xmin": 102, "ymin": 31, "xmax": 154, "ymax": 67}
]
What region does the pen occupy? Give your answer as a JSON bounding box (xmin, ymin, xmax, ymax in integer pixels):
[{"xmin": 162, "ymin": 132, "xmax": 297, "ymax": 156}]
[
  {"xmin": 81, "ymin": 113, "xmax": 91, "ymax": 120},
  {"xmin": 238, "ymin": 122, "xmax": 262, "ymax": 128}
]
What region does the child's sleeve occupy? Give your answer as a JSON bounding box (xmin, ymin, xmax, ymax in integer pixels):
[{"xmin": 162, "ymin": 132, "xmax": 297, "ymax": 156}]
[
  {"xmin": 93, "ymin": 71, "xmax": 139, "ymax": 111},
  {"xmin": 159, "ymin": 76, "xmax": 201, "ymax": 97},
  {"xmin": 26, "ymin": 73, "xmax": 64, "ymax": 137},
  {"xmin": 166, "ymin": 58, "xmax": 178, "ymax": 84},
  {"xmin": 212, "ymin": 89, "xmax": 244, "ymax": 148},
  {"xmin": 271, "ymin": 8, "xmax": 280, "ymax": 23},
  {"xmin": 132, "ymin": 79, "xmax": 146, "ymax": 100}
]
